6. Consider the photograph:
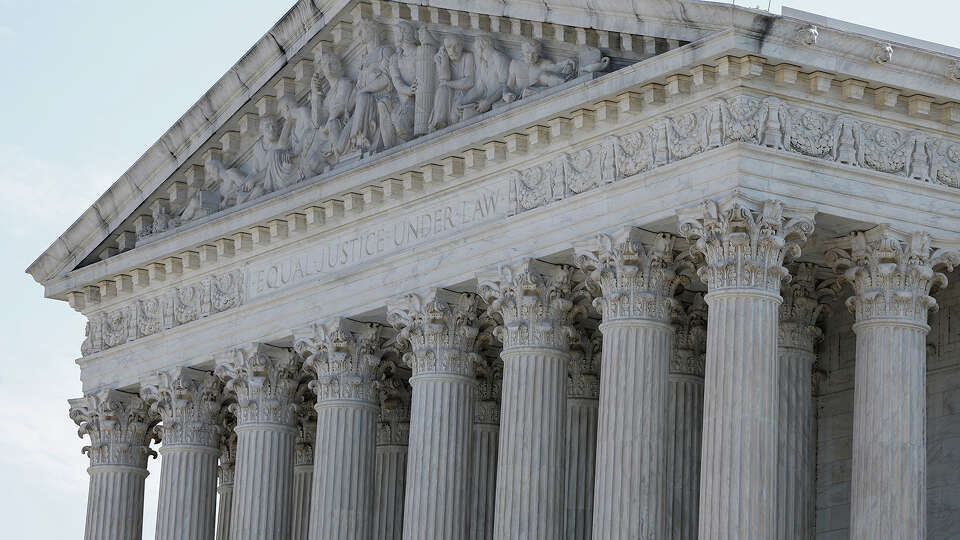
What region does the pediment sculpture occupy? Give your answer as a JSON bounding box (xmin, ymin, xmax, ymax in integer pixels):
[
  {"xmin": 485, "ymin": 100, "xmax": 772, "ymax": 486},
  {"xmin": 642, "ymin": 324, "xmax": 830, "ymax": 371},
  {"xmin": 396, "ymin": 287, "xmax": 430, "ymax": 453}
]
[{"xmin": 143, "ymin": 18, "xmax": 614, "ymax": 240}]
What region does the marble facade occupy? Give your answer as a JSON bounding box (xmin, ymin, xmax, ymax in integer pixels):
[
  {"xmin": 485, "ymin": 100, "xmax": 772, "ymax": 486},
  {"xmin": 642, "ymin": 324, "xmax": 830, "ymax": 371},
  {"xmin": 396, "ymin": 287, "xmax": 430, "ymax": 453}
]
[{"xmin": 28, "ymin": 1, "xmax": 960, "ymax": 539}]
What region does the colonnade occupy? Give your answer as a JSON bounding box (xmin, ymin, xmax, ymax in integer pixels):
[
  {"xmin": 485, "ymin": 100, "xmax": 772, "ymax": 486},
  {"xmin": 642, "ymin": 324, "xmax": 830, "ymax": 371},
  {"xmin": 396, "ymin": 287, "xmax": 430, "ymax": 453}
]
[{"xmin": 69, "ymin": 197, "xmax": 951, "ymax": 540}]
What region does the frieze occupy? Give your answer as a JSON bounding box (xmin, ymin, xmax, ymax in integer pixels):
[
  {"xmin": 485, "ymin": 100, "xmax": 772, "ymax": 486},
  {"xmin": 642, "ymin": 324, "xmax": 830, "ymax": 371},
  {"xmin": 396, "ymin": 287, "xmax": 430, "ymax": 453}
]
[
  {"xmin": 81, "ymin": 270, "xmax": 243, "ymax": 356},
  {"xmin": 513, "ymin": 94, "xmax": 960, "ymax": 214}
]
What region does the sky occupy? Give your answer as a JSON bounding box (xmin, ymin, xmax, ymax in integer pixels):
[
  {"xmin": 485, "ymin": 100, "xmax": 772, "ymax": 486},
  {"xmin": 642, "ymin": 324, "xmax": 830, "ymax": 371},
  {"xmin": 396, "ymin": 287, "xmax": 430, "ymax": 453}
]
[{"xmin": 0, "ymin": 0, "xmax": 958, "ymax": 537}]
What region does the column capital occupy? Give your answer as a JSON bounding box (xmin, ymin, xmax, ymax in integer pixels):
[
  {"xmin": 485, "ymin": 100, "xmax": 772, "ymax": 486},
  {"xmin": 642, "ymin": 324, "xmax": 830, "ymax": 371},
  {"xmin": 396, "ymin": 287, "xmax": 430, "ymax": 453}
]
[
  {"xmin": 375, "ymin": 361, "xmax": 411, "ymax": 446},
  {"xmin": 671, "ymin": 293, "xmax": 708, "ymax": 377},
  {"xmin": 574, "ymin": 227, "xmax": 691, "ymax": 323},
  {"xmin": 568, "ymin": 325, "xmax": 601, "ymax": 399},
  {"xmin": 779, "ymin": 263, "xmax": 831, "ymax": 352},
  {"xmin": 214, "ymin": 343, "xmax": 301, "ymax": 427},
  {"xmin": 69, "ymin": 389, "xmax": 158, "ymax": 468},
  {"xmin": 474, "ymin": 355, "xmax": 503, "ymax": 425},
  {"xmin": 477, "ymin": 258, "xmax": 577, "ymax": 351},
  {"xmin": 387, "ymin": 288, "xmax": 482, "ymax": 378},
  {"xmin": 678, "ymin": 195, "xmax": 816, "ymax": 294},
  {"xmin": 294, "ymin": 317, "xmax": 382, "ymax": 405},
  {"xmin": 295, "ymin": 418, "xmax": 316, "ymax": 467},
  {"xmin": 140, "ymin": 366, "xmax": 223, "ymax": 448},
  {"xmin": 825, "ymin": 225, "xmax": 958, "ymax": 324}
]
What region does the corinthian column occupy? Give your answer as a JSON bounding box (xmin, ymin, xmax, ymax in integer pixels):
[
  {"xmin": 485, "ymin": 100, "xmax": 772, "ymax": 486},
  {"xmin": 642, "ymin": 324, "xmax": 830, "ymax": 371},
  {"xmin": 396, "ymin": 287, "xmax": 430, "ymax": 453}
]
[
  {"xmin": 776, "ymin": 264, "xmax": 826, "ymax": 540},
  {"xmin": 666, "ymin": 294, "xmax": 707, "ymax": 540},
  {"xmin": 372, "ymin": 364, "xmax": 410, "ymax": 540},
  {"xmin": 826, "ymin": 227, "xmax": 956, "ymax": 540},
  {"xmin": 292, "ymin": 405, "xmax": 316, "ymax": 540},
  {"xmin": 215, "ymin": 419, "xmax": 236, "ymax": 540},
  {"xmin": 141, "ymin": 367, "xmax": 223, "ymax": 540},
  {"xmin": 294, "ymin": 318, "xmax": 381, "ymax": 540},
  {"xmin": 574, "ymin": 228, "xmax": 688, "ymax": 540},
  {"xmin": 69, "ymin": 390, "xmax": 157, "ymax": 540},
  {"xmin": 469, "ymin": 352, "xmax": 502, "ymax": 540},
  {"xmin": 478, "ymin": 258, "xmax": 576, "ymax": 540},
  {"xmin": 678, "ymin": 197, "xmax": 815, "ymax": 540},
  {"xmin": 388, "ymin": 289, "xmax": 480, "ymax": 540},
  {"xmin": 564, "ymin": 325, "xmax": 600, "ymax": 540},
  {"xmin": 215, "ymin": 343, "xmax": 301, "ymax": 540}
]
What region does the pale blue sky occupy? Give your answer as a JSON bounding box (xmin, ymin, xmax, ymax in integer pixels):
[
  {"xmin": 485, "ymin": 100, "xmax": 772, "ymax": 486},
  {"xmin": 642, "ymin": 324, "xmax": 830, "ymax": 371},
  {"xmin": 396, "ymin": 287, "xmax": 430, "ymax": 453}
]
[{"xmin": 1, "ymin": 1, "xmax": 958, "ymax": 537}]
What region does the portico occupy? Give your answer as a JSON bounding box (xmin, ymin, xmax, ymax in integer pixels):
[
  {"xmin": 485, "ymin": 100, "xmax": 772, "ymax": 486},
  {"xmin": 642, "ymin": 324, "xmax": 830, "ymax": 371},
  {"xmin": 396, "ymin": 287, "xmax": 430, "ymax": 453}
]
[{"xmin": 30, "ymin": 2, "xmax": 960, "ymax": 539}]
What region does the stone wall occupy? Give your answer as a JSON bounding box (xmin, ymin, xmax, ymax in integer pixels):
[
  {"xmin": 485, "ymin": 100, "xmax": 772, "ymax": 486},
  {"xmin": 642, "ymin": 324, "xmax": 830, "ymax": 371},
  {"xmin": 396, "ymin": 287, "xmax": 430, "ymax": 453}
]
[{"xmin": 815, "ymin": 279, "xmax": 960, "ymax": 539}]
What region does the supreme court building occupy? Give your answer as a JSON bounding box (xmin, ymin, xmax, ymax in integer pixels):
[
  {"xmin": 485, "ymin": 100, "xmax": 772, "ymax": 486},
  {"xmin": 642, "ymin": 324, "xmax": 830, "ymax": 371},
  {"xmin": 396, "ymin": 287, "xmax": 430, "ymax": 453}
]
[{"xmin": 27, "ymin": 1, "xmax": 960, "ymax": 539}]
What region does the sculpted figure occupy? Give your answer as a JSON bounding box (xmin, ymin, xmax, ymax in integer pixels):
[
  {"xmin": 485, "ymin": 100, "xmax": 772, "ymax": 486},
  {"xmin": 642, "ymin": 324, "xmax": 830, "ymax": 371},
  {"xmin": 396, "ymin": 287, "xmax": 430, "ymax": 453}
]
[
  {"xmin": 386, "ymin": 22, "xmax": 419, "ymax": 145},
  {"xmin": 429, "ymin": 35, "xmax": 475, "ymax": 130},
  {"xmin": 504, "ymin": 38, "xmax": 575, "ymax": 102},
  {"xmin": 348, "ymin": 20, "xmax": 398, "ymax": 154},
  {"xmin": 207, "ymin": 115, "xmax": 301, "ymax": 208},
  {"xmin": 414, "ymin": 26, "xmax": 439, "ymax": 136},
  {"xmin": 277, "ymin": 94, "xmax": 327, "ymax": 178},
  {"xmin": 578, "ymin": 45, "xmax": 610, "ymax": 75},
  {"xmin": 461, "ymin": 35, "xmax": 510, "ymax": 115},
  {"xmin": 312, "ymin": 52, "xmax": 355, "ymax": 160}
]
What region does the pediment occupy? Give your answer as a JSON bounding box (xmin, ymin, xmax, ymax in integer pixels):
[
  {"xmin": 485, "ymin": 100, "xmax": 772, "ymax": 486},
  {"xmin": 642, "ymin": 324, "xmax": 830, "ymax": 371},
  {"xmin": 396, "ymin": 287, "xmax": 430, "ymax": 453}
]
[
  {"xmin": 27, "ymin": 0, "xmax": 960, "ymax": 291},
  {"xmin": 28, "ymin": 0, "xmax": 731, "ymax": 286}
]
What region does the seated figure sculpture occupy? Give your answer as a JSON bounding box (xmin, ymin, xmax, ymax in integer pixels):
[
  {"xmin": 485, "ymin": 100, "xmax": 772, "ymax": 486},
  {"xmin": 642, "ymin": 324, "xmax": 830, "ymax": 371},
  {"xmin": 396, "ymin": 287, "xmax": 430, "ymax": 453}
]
[
  {"xmin": 460, "ymin": 35, "xmax": 510, "ymax": 115},
  {"xmin": 429, "ymin": 35, "xmax": 476, "ymax": 130},
  {"xmin": 503, "ymin": 38, "xmax": 576, "ymax": 103}
]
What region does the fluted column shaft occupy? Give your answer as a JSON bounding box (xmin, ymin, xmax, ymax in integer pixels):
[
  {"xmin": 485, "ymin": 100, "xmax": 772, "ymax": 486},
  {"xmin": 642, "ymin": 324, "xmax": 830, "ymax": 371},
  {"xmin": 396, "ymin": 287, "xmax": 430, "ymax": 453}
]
[
  {"xmin": 292, "ymin": 465, "xmax": 313, "ymax": 539},
  {"xmin": 84, "ymin": 465, "xmax": 149, "ymax": 540},
  {"xmin": 593, "ymin": 321, "xmax": 671, "ymax": 537},
  {"xmin": 403, "ymin": 375, "xmax": 474, "ymax": 539},
  {"xmin": 665, "ymin": 374, "xmax": 704, "ymax": 540},
  {"xmin": 775, "ymin": 347, "xmax": 815, "ymax": 539},
  {"xmin": 155, "ymin": 445, "xmax": 220, "ymax": 540},
  {"xmin": 215, "ymin": 479, "xmax": 234, "ymax": 540},
  {"xmin": 374, "ymin": 443, "xmax": 407, "ymax": 539},
  {"xmin": 231, "ymin": 424, "xmax": 296, "ymax": 538},
  {"xmin": 311, "ymin": 401, "xmax": 377, "ymax": 539},
  {"xmin": 469, "ymin": 423, "xmax": 499, "ymax": 540},
  {"xmin": 494, "ymin": 347, "xmax": 568, "ymax": 539},
  {"xmin": 850, "ymin": 320, "xmax": 927, "ymax": 539},
  {"xmin": 699, "ymin": 291, "xmax": 780, "ymax": 539},
  {"xmin": 565, "ymin": 396, "xmax": 599, "ymax": 540},
  {"xmin": 70, "ymin": 390, "xmax": 155, "ymax": 540}
]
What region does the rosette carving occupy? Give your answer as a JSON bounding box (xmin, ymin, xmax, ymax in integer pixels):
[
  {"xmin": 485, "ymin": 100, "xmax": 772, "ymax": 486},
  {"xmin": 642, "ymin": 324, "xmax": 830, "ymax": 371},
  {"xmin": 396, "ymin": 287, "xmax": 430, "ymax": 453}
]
[
  {"xmin": 140, "ymin": 367, "xmax": 223, "ymax": 448},
  {"xmin": 778, "ymin": 263, "xmax": 831, "ymax": 352},
  {"xmin": 678, "ymin": 197, "xmax": 816, "ymax": 293},
  {"xmin": 294, "ymin": 318, "xmax": 382, "ymax": 405},
  {"xmin": 825, "ymin": 226, "xmax": 959, "ymax": 324},
  {"xmin": 375, "ymin": 361, "xmax": 411, "ymax": 446},
  {"xmin": 69, "ymin": 390, "xmax": 158, "ymax": 468},
  {"xmin": 215, "ymin": 343, "xmax": 301, "ymax": 427},
  {"xmin": 671, "ymin": 294, "xmax": 708, "ymax": 377},
  {"xmin": 387, "ymin": 289, "xmax": 482, "ymax": 378},
  {"xmin": 574, "ymin": 227, "xmax": 690, "ymax": 322},
  {"xmin": 477, "ymin": 259, "xmax": 577, "ymax": 351}
]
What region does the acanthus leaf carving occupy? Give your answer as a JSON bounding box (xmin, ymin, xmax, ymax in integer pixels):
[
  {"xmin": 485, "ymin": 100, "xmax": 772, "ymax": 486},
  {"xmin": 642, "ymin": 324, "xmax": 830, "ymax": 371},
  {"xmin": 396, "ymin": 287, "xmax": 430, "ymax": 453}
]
[
  {"xmin": 140, "ymin": 366, "xmax": 223, "ymax": 448},
  {"xmin": 387, "ymin": 289, "xmax": 481, "ymax": 379},
  {"xmin": 671, "ymin": 293, "xmax": 707, "ymax": 377},
  {"xmin": 294, "ymin": 318, "xmax": 383, "ymax": 405},
  {"xmin": 215, "ymin": 343, "xmax": 301, "ymax": 427},
  {"xmin": 68, "ymin": 389, "xmax": 159, "ymax": 468}
]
